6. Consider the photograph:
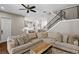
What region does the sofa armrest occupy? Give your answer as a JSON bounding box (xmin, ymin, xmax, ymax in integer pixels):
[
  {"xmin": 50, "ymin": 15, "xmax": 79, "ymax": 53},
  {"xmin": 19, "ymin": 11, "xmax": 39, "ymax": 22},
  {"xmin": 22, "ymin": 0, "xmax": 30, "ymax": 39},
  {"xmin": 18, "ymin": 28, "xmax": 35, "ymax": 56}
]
[
  {"xmin": 7, "ymin": 39, "xmax": 16, "ymax": 53},
  {"xmin": 10, "ymin": 42, "xmax": 32, "ymax": 54}
]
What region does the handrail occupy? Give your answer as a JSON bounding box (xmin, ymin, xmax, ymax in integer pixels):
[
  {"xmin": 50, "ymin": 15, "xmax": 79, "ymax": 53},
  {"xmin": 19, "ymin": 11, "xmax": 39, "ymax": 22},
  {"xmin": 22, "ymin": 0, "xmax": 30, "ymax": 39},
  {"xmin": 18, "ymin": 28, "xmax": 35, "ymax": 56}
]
[
  {"xmin": 47, "ymin": 11, "xmax": 61, "ymax": 25},
  {"xmin": 56, "ymin": 5, "xmax": 79, "ymax": 12},
  {"xmin": 43, "ymin": 10, "xmax": 64, "ymax": 29},
  {"xmin": 43, "ymin": 11, "xmax": 61, "ymax": 29},
  {"xmin": 47, "ymin": 12, "xmax": 64, "ymax": 29},
  {"xmin": 48, "ymin": 17, "xmax": 61, "ymax": 29}
]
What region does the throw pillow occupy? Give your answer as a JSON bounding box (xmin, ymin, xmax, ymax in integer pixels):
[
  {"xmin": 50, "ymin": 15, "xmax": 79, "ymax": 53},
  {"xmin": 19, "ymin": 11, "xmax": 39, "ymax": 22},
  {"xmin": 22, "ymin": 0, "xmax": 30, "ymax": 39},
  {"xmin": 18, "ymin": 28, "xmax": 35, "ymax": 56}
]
[
  {"xmin": 11, "ymin": 36, "xmax": 20, "ymax": 46},
  {"xmin": 21, "ymin": 33, "xmax": 30, "ymax": 43},
  {"xmin": 16, "ymin": 35, "xmax": 25, "ymax": 45},
  {"xmin": 37, "ymin": 32, "xmax": 48, "ymax": 39},
  {"xmin": 28, "ymin": 33, "xmax": 37, "ymax": 40}
]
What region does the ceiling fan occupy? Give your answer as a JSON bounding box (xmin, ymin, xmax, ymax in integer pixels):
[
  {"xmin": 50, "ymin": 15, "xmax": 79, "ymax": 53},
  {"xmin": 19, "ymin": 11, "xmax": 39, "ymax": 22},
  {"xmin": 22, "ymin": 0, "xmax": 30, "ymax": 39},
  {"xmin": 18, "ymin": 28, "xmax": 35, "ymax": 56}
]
[{"xmin": 19, "ymin": 4, "xmax": 36, "ymax": 13}]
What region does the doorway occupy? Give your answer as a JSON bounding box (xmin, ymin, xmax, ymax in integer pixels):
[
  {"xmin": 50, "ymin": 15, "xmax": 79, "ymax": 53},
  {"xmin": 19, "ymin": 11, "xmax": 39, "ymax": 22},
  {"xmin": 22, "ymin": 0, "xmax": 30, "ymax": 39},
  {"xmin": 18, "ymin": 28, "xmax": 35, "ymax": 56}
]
[{"xmin": 0, "ymin": 17, "xmax": 11, "ymax": 42}]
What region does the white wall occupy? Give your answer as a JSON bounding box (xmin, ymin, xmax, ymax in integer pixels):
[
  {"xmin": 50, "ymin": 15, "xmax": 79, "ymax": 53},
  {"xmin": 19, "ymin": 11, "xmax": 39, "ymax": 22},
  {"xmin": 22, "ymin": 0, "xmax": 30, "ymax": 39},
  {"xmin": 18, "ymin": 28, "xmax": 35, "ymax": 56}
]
[
  {"xmin": 11, "ymin": 15, "xmax": 24, "ymax": 36},
  {"xmin": 0, "ymin": 12, "xmax": 24, "ymax": 36},
  {"xmin": 48, "ymin": 19, "xmax": 79, "ymax": 35}
]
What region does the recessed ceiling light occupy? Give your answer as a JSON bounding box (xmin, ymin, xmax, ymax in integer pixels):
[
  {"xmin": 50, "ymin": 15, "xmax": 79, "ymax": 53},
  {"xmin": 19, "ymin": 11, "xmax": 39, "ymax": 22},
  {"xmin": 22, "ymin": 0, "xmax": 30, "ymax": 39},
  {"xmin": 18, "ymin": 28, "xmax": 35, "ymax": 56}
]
[{"xmin": 1, "ymin": 6, "xmax": 5, "ymax": 10}]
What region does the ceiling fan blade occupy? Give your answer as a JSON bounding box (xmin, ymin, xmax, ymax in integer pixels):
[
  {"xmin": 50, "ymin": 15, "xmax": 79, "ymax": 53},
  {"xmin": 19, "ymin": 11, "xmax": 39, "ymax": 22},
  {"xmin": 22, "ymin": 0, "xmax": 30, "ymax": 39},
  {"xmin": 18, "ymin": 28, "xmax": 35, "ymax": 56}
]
[
  {"xmin": 21, "ymin": 4, "xmax": 28, "ymax": 9},
  {"xmin": 27, "ymin": 10, "xmax": 29, "ymax": 13},
  {"xmin": 19, "ymin": 9, "xmax": 26, "ymax": 10},
  {"xmin": 30, "ymin": 6, "xmax": 36, "ymax": 9},
  {"xmin": 30, "ymin": 10, "xmax": 36, "ymax": 12}
]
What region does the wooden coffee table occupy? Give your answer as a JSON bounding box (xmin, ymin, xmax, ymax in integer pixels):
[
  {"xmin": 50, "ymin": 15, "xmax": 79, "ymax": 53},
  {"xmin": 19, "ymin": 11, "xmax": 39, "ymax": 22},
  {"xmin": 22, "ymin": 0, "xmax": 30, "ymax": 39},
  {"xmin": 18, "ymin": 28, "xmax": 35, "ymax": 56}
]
[{"xmin": 30, "ymin": 42, "xmax": 52, "ymax": 54}]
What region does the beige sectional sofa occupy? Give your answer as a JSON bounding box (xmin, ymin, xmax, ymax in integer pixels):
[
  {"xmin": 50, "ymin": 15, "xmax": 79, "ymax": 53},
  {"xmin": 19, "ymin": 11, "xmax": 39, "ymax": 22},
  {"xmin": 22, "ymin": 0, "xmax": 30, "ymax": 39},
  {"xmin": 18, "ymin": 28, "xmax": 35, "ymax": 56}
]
[
  {"xmin": 7, "ymin": 32, "xmax": 79, "ymax": 54},
  {"xmin": 47, "ymin": 32, "xmax": 79, "ymax": 53},
  {"xmin": 7, "ymin": 33, "xmax": 43, "ymax": 54},
  {"xmin": 37, "ymin": 32, "xmax": 79, "ymax": 53}
]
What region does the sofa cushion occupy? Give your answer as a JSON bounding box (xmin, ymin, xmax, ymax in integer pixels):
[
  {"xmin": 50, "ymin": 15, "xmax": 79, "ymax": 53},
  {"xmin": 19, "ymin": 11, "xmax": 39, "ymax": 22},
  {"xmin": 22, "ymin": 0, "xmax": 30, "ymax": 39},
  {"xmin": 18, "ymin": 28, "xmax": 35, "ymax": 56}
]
[
  {"xmin": 67, "ymin": 34, "xmax": 79, "ymax": 45},
  {"xmin": 48, "ymin": 32, "xmax": 63, "ymax": 42},
  {"xmin": 40, "ymin": 37, "xmax": 56, "ymax": 44},
  {"xmin": 37, "ymin": 32, "xmax": 48, "ymax": 39},
  {"xmin": 28, "ymin": 33, "xmax": 37, "ymax": 40},
  {"xmin": 62, "ymin": 34, "xmax": 68, "ymax": 43},
  {"xmin": 31, "ymin": 39, "xmax": 43, "ymax": 45},
  {"xmin": 21, "ymin": 33, "xmax": 29, "ymax": 44},
  {"xmin": 11, "ymin": 36, "xmax": 20, "ymax": 46},
  {"xmin": 74, "ymin": 40, "xmax": 78, "ymax": 46},
  {"xmin": 17, "ymin": 36, "xmax": 25, "ymax": 45}
]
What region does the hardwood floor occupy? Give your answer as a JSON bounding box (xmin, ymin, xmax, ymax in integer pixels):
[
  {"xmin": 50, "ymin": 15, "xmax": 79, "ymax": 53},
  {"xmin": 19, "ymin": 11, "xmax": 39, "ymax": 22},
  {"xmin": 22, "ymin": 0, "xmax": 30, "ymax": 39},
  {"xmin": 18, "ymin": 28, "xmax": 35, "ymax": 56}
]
[{"xmin": 0, "ymin": 42, "xmax": 8, "ymax": 54}]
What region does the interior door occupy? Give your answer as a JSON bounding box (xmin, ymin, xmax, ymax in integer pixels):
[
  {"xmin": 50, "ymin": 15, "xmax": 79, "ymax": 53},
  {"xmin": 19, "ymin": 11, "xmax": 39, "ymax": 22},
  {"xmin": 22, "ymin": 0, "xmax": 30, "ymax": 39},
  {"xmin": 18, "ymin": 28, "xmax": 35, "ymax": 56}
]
[{"xmin": 1, "ymin": 17, "xmax": 11, "ymax": 42}]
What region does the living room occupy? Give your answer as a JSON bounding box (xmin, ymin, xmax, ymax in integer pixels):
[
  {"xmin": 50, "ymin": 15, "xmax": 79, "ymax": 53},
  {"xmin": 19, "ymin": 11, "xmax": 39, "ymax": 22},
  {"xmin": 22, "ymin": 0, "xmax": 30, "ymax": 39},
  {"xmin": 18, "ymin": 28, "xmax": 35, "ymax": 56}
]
[{"xmin": 0, "ymin": 4, "xmax": 79, "ymax": 54}]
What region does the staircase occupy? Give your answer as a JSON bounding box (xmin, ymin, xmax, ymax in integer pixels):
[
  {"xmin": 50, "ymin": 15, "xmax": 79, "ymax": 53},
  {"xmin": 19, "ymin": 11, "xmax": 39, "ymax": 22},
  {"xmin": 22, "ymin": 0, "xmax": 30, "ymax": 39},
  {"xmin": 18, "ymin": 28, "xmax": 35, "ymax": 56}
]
[
  {"xmin": 43, "ymin": 10, "xmax": 65, "ymax": 30},
  {"xmin": 43, "ymin": 5, "xmax": 79, "ymax": 31}
]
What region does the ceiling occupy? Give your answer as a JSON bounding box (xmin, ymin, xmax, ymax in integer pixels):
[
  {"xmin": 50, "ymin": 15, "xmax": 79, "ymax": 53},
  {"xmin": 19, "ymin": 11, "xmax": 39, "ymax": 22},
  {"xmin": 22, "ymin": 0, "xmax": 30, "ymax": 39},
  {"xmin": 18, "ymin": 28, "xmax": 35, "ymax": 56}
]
[{"xmin": 0, "ymin": 4, "xmax": 78, "ymax": 16}]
